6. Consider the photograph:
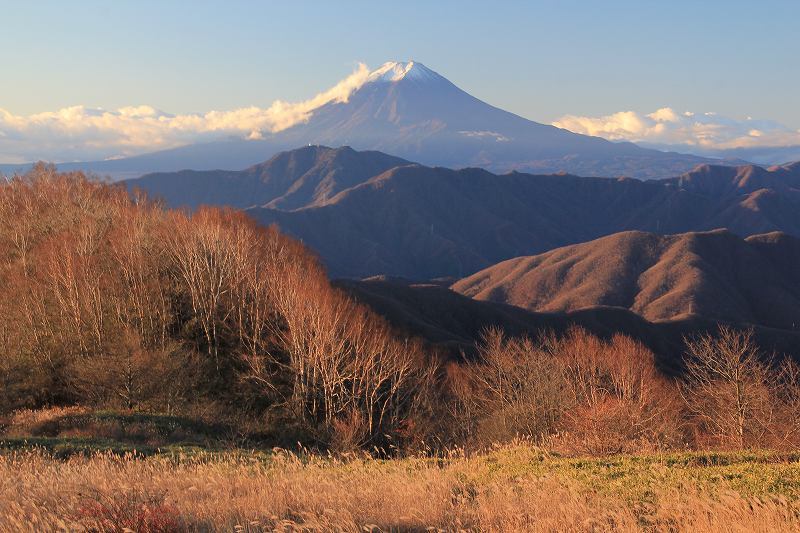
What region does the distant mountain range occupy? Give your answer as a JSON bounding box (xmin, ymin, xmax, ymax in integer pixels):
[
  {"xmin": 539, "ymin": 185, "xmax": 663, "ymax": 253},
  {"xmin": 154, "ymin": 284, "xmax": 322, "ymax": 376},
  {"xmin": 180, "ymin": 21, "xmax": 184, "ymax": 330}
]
[
  {"xmin": 2, "ymin": 61, "xmax": 731, "ymax": 180},
  {"xmin": 125, "ymin": 146, "xmax": 800, "ymax": 281},
  {"xmin": 452, "ymin": 230, "xmax": 800, "ymax": 330},
  {"xmin": 641, "ymin": 143, "xmax": 800, "ymax": 168}
]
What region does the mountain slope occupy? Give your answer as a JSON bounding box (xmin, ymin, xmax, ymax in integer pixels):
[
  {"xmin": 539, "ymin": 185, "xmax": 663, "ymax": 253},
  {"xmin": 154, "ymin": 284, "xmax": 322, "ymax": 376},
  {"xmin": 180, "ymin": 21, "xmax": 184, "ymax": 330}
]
[
  {"xmin": 451, "ymin": 230, "xmax": 800, "ymax": 329},
  {"xmin": 126, "ymin": 145, "xmax": 409, "ymax": 210},
  {"xmin": 10, "ymin": 61, "xmax": 725, "ymax": 180},
  {"xmin": 243, "ymin": 154, "xmax": 800, "ymax": 279}
]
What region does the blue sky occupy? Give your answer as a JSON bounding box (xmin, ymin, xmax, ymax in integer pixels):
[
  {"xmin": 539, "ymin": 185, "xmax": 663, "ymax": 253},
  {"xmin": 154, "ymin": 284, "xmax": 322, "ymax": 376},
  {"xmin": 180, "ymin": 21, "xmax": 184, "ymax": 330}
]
[{"xmin": 1, "ymin": 0, "xmax": 799, "ymax": 162}]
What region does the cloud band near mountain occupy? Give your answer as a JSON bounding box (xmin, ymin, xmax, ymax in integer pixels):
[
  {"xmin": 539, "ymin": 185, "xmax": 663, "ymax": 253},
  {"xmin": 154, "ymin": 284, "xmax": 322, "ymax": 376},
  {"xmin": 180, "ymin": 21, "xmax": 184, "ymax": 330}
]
[
  {"xmin": 0, "ymin": 64, "xmax": 370, "ymax": 163},
  {"xmin": 552, "ymin": 108, "xmax": 800, "ymax": 152}
]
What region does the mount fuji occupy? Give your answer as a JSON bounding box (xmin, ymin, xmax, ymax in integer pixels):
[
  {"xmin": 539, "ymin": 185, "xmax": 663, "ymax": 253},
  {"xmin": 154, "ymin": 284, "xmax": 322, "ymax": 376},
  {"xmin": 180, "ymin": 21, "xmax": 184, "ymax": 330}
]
[
  {"xmin": 273, "ymin": 60, "xmax": 718, "ymax": 178},
  {"xmin": 10, "ymin": 61, "xmax": 726, "ymax": 179}
]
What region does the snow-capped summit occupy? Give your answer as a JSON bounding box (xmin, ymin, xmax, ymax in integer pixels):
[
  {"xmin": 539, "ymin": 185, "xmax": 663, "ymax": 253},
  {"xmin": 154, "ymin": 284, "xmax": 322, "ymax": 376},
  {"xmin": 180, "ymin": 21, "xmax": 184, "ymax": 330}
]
[{"xmin": 366, "ymin": 61, "xmax": 441, "ymax": 83}]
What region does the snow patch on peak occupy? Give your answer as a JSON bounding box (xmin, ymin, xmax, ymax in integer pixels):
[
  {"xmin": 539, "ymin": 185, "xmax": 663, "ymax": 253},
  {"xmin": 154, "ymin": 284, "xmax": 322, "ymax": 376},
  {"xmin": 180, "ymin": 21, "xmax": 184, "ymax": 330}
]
[
  {"xmin": 367, "ymin": 61, "xmax": 440, "ymax": 83},
  {"xmin": 459, "ymin": 130, "xmax": 511, "ymax": 143}
]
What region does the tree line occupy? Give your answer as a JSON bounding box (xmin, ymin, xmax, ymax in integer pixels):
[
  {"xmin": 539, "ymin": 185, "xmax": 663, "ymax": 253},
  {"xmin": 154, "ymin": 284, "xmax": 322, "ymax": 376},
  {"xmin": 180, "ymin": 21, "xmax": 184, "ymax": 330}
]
[{"xmin": 1, "ymin": 166, "xmax": 797, "ymax": 452}]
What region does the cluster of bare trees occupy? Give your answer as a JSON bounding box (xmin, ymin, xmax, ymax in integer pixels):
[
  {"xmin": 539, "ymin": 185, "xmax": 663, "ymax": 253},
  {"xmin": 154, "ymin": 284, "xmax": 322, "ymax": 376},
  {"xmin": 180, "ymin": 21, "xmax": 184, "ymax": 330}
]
[
  {"xmin": 450, "ymin": 326, "xmax": 800, "ymax": 452},
  {"xmin": 1, "ymin": 166, "xmax": 797, "ymax": 453},
  {"xmin": 0, "ymin": 166, "xmax": 195, "ymax": 413},
  {"xmin": 0, "ymin": 166, "xmax": 437, "ymax": 449},
  {"xmin": 448, "ymin": 328, "xmax": 680, "ymax": 453}
]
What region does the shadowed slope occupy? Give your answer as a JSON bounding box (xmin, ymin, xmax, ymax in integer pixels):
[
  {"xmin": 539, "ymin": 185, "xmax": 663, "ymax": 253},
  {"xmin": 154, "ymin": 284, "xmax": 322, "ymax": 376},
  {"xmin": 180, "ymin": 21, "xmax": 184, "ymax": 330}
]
[{"xmin": 337, "ymin": 277, "xmax": 800, "ymax": 370}]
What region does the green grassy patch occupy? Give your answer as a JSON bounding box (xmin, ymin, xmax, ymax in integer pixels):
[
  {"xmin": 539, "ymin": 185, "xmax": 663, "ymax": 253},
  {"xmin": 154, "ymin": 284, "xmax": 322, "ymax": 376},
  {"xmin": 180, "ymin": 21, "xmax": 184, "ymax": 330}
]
[{"xmin": 464, "ymin": 446, "xmax": 800, "ymax": 501}]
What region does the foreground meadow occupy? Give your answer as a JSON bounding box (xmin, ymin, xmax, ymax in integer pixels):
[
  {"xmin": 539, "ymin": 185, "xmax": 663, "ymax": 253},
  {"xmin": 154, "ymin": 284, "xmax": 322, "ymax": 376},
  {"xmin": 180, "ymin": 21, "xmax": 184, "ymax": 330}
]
[{"xmin": 1, "ymin": 444, "xmax": 800, "ymax": 532}]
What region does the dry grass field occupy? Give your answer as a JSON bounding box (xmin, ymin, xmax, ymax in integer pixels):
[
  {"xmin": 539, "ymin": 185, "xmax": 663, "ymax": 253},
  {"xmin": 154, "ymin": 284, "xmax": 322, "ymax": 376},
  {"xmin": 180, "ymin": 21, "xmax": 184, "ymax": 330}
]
[{"xmin": 1, "ymin": 443, "xmax": 800, "ymax": 532}]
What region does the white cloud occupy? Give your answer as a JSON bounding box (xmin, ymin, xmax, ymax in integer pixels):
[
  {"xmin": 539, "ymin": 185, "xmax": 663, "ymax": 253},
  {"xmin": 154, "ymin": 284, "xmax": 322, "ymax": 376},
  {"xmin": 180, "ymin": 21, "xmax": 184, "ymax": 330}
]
[
  {"xmin": 0, "ymin": 63, "xmax": 371, "ymax": 163},
  {"xmin": 552, "ymin": 107, "xmax": 800, "ymax": 151}
]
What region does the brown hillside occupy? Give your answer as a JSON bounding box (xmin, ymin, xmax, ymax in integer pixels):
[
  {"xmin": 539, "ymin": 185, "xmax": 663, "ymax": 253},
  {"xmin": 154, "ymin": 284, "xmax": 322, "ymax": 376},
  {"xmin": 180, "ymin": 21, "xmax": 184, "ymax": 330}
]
[{"xmin": 451, "ymin": 230, "xmax": 800, "ymax": 329}]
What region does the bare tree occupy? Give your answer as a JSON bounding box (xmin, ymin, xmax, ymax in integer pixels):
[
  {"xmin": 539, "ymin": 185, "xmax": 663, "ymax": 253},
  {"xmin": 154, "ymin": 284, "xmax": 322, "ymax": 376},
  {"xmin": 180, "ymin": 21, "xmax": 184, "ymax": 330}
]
[
  {"xmin": 681, "ymin": 326, "xmax": 774, "ymax": 448},
  {"xmin": 770, "ymin": 358, "xmax": 800, "ymax": 448}
]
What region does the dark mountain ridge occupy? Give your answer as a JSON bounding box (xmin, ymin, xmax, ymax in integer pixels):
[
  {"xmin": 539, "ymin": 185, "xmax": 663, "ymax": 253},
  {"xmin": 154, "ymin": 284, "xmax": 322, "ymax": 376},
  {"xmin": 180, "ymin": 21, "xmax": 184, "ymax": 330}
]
[
  {"xmin": 229, "ymin": 150, "xmax": 800, "ymax": 279},
  {"xmin": 122, "ymin": 146, "xmax": 800, "ymax": 280},
  {"xmin": 127, "ymin": 145, "xmax": 409, "ymax": 210}
]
